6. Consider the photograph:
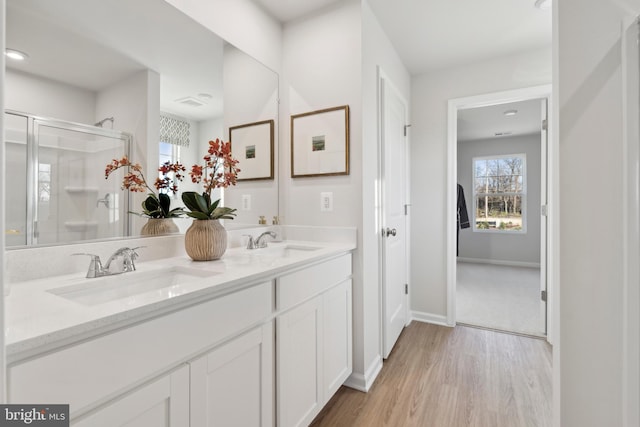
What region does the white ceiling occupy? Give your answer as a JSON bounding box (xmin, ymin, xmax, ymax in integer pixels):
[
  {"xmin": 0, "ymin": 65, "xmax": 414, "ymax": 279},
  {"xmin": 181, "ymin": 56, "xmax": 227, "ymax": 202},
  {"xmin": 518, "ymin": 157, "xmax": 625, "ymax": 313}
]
[
  {"xmin": 457, "ymin": 99, "xmax": 543, "ymax": 142},
  {"xmin": 255, "ymin": 0, "xmax": 551, "ymax": 140},
  {"xmin": 367, "ymin": 0, "xmax": 552, "ymax": 74},
  {"xmin": 258, "ymin": 0, "xmax": 551, "ymax": 75},
  {"xmin": 6, "ymin": 0, "xmax": 551, "ymax": 129},
  {"xmin": 254, "ymin": 0, "xmax": 344, "ymax": 22},
  {"xmin": 6, "ymin": 0, "xmax": 225, "ymax": 121}
]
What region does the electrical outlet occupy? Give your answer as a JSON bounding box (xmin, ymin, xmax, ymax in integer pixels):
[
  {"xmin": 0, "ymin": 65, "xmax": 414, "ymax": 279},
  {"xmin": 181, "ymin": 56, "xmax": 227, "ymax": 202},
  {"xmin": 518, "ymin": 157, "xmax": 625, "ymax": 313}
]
[
  {"xmin": 242, "ymin": 194, "xmax": 252, "ymax": 211},
  {"xmin": 320, "ymin": 192, "xmax": 333, "ymax": 212}
]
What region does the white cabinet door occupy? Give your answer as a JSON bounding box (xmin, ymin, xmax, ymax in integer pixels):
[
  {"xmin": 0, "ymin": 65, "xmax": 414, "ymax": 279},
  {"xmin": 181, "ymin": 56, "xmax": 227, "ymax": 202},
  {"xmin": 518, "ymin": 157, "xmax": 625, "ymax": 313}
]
[
  {"xmin": 72, "ymin": 365, "xmax": 189, "ymax": 427},
  {"xmin": 323, "ymin": 280, "xmax": 352, "ymax": 400},
  {"xmin": 277, "ymin": 297, "xmax": 323, "ymax": 427},
  {"xmin": 190, "ymin": 322, "xmax": 274, "ymax": 427}
]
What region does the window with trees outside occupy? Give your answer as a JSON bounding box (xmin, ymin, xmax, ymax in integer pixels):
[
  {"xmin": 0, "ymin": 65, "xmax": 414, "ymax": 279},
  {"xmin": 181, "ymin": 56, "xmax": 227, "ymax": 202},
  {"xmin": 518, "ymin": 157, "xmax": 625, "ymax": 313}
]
[{"xmin": 472, "ymin": 154, "xmax": 526, "ymax": 233}]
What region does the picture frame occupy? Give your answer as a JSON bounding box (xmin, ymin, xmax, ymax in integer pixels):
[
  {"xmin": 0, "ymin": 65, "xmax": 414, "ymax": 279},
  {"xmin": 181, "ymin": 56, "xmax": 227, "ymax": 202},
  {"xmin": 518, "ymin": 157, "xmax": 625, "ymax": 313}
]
[
  {"xmin": 291, "ymin": 105, "xmax": 349, "ymax": 178},
  {"xmin": 229, "ymin": 119, "xmax": 274, "ymax": 181}
]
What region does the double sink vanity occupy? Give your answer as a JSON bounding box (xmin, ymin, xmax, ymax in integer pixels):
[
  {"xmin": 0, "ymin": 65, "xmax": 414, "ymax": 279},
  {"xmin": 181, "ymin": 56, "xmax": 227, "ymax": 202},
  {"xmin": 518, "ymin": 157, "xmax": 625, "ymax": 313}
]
[{"xmin": 4, "ymin": 227, "xmax": 356, "ymax": 427}]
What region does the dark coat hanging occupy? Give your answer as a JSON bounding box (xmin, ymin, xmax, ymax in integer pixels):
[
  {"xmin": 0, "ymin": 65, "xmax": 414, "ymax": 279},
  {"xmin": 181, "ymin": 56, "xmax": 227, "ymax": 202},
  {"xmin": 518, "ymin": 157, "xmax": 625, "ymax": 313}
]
[{"xmin": 457, "ymin": 184, "xmax": 470, "ymax": 255}]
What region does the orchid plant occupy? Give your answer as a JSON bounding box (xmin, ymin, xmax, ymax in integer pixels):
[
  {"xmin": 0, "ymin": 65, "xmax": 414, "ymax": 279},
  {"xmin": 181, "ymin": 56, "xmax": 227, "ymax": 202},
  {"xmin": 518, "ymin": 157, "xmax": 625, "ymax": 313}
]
[
  {"xmin": 105, "ymin": 157, "xmax": 186, "ymax": 218},
  {"xmin": 182, "ymin": 138, "xmax": 240, "ymax": 220}
]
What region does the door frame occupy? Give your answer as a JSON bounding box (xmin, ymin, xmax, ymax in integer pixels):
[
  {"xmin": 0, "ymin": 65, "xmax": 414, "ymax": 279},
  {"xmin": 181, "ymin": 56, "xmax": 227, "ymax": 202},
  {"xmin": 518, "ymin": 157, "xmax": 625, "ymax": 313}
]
[
  {"xmin": 446, "ymin": 84, "xmax": 554, "ymax": 342},
  {"xmin": 621, "ymin": 15, "xmax": 640, "ymax": 426},
  {"xmin": 377, "ymin": 67, "xmax": 411, "ymax": 358}
]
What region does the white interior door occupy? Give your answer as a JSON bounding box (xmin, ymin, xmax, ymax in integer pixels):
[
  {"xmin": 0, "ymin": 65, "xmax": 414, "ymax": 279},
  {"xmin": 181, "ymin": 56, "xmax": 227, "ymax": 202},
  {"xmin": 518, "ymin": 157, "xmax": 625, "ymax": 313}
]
[
  {"xmin": 380, "ymin": 74, "xmax": 408, "ymax": 359},
  {"xmin": 539, "ymin": 98, "xmax": 548, "ymax": 335}
]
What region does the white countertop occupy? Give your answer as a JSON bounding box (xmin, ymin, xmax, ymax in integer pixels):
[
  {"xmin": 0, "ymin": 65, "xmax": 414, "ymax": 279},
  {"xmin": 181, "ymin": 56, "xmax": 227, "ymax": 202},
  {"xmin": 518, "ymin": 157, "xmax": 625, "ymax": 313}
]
[{"xmin": 5, "ymin": 240, "xmax": 355, "ymax": 363}]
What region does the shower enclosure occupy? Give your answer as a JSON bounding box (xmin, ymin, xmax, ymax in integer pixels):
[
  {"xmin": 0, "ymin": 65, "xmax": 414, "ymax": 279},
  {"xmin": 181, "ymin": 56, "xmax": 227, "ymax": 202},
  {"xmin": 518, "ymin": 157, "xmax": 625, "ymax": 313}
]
[{"xmin": 4, "ymin": 111, "xmax": 131, "ymax": 247}]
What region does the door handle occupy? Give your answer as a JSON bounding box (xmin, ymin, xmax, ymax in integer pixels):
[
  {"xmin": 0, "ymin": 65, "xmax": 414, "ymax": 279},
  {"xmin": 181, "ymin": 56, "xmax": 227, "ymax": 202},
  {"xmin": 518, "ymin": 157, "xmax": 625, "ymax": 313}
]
[{"xmin": 385, "ymin": 228, "xmax": 397, "ymax": 237}]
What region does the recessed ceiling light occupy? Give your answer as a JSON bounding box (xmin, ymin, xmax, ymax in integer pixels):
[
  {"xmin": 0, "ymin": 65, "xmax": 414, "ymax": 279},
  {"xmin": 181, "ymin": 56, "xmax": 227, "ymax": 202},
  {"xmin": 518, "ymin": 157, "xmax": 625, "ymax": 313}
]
[
  {"xmin": 5, "ymin": 48, "xmax": 29, "ymax": 61},
  {"xmin": 534, "ymin": 0, "xmax": 551, "ymax": 10},
  {"xmin": 503, "ymin": 109, "xmax": 518, "ymax": 117}
]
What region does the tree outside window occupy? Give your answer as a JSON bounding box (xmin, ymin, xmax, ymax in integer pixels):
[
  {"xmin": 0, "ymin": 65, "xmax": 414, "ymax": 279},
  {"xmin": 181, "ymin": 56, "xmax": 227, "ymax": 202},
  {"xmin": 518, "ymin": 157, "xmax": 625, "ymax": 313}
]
[{"xmin": 473, "ymin": 154, "xmax": 526, "ymax": 233}]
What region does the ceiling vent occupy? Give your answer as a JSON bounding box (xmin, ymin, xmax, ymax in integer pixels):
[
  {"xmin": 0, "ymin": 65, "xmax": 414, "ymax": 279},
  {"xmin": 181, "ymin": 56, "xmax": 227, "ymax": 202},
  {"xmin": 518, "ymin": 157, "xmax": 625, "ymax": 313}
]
[
  {"xmin": 175, "ymin": 96, "xmax": 207, "ymax": 107},
  {"xmin": 494, "ymin": 132, "xmax": 513, "ymax": 137}
]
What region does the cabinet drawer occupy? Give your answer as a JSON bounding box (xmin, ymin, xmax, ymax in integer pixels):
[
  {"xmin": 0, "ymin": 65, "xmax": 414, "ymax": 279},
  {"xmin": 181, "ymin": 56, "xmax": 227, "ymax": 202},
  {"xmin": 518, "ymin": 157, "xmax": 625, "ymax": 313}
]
[
  {"xmin": 277, "ymin": 254, "xmax": 351, "ymax": 310},
  {"xmin": 9, "ymin": 281, "xmax": 273, "ymax": 416}
]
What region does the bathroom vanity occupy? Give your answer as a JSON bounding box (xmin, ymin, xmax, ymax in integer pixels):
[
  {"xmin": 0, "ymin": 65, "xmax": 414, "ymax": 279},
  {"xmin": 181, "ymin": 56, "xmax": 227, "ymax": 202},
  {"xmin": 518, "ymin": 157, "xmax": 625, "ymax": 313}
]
[{"xmin": 5, "ymin": 234, "xmax": 354, "ymax": 427}]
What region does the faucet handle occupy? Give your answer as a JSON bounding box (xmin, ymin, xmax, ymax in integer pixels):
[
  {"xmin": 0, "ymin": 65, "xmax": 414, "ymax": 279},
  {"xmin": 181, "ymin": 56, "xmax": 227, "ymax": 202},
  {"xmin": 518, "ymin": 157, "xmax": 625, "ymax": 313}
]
[
  {"xmin": 72, "ymin": 253, "xmax": 104, "ymax": 278},
  {"xmin": 243, "ymin": 234, "xmax": 257, "ymax": 250},
  {"xmin": 120, "ymin": 247, "xmax": 144, "ymax": 272}
]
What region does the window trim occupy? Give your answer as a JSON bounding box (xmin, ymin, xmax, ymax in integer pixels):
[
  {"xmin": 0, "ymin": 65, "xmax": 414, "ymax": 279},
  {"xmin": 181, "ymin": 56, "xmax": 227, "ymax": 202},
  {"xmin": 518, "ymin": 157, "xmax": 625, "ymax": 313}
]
[{"xmin": 471, "ymin": 153, "xmax": 527, "ymax": 234}]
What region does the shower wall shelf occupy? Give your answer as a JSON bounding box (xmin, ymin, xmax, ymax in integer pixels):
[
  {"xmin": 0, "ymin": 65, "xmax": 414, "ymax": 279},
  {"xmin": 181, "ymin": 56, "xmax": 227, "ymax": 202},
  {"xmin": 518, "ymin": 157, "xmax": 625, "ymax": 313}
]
[
  {"xmin": 64, "ymin": 186, "xmax": 100, "ymax": 193},
  {"xmin": 64, "ymin": 221, "xmax": 99, "ymax": 232}
]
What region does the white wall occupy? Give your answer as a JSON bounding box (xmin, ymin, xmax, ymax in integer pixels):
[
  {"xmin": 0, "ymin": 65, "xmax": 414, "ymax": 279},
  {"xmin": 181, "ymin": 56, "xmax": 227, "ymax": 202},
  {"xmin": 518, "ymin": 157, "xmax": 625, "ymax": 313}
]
[
  {"xmin": 5, "ymin": 70, "xmax": 96, "ymax": 124},
  {"xmin": 162, "ymin": 0, "xmax": 282, "ymax": 73},
  {"xmin": 280, "ymin": 1, "xmax": 362, "ymax": 228},
  {"xmin": 410, "ymin": 47, "xmax": 551, "ymax": 318},
  {"xmin": 279, "ymin": 0, "xmax": 367, "ymax": 381},
  {"xmin": 557, "ymin": 0, "xmax": 640, "ymax": 425},
  {"xmin": 96, "ymin": 69, "xmax": 160, "ymax": 234},
  {"xmin": 361, "ymin": 0, "xmax": 411, "ymax": 388},
  {"xmin": 457, "ymin": 133, "xmax": 541, "ymax": 265},
  {"xmin": 223, "ymin": 44, "xmax": 279, "ymax": 227}
]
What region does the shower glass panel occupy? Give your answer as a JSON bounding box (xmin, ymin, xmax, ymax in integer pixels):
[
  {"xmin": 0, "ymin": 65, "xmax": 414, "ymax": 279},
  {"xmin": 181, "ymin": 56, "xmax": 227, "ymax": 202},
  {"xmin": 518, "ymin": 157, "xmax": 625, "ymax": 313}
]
[
  {"xmin": 4, "ymin": 111, "xmax": 131, "ymax": 247},
  {"xmin": 5, "ymin": 113, "xmax": 28, "ymax": 247}
]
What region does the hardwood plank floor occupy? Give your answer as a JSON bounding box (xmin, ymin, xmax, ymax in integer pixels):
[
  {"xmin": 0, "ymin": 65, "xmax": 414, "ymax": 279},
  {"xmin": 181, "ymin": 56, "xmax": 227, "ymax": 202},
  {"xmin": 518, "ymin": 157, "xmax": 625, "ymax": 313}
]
[{"xmin": 310, "ymin": 322, "xmax": 552, "ymax": 427}]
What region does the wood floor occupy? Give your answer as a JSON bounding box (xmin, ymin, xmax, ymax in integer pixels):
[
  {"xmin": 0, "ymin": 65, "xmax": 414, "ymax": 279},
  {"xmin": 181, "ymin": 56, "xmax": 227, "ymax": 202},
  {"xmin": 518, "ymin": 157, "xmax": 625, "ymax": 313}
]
[{"xmin": 310, "ymin": 322, "xmax": 552, "ymax": 427}]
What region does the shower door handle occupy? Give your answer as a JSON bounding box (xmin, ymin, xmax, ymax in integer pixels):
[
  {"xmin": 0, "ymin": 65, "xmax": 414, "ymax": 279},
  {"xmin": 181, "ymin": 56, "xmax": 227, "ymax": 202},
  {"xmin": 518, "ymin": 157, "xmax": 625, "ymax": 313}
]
[{"xmin": 385, "ymin": 227, "xmax": 397, "ymax": 237}]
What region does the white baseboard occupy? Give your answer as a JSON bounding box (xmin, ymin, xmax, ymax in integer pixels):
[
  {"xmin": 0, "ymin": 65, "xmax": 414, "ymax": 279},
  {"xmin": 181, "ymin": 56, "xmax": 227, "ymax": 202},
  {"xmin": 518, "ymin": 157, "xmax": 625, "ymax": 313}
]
[
  {"xmin": 457, "ymin": 257, "xmax": 540, "ymax": 269},
  {"xmin": 411, "ymin": 311, "xmax": 451, "ymax": 327},
  {"xmin": 344, "ymin": 356, "xmax": 383, "ymax": 392}
]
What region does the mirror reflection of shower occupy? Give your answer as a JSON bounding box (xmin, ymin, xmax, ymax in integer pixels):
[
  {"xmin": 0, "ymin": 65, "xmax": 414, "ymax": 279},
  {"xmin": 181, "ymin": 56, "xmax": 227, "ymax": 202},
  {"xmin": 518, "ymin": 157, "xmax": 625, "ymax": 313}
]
[
  {"xmin": 4, "ymin": 110, "xmax": 131, "ymax": 247},
  {"xmin": 94, "ymin": 117, "xmax": 114, "ymax": 128}
]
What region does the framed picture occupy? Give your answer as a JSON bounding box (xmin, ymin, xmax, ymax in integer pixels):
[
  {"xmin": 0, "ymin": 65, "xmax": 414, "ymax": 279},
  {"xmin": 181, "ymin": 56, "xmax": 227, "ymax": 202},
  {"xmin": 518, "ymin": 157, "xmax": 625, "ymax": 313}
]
[
  {"xmin": 291, "ymin": 105, "xmax": 349, "ymax": 178},
  {"xmin": 229, "ymin": 119, "xmax": 274, "ymax": 181}
]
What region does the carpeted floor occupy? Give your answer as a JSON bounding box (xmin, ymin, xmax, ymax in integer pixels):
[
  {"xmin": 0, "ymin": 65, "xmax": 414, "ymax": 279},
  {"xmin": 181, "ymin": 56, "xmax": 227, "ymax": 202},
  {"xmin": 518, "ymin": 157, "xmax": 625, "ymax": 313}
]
[{"xmin": 456, "ymin": 261, "xmax": 545, "ymax": 336}]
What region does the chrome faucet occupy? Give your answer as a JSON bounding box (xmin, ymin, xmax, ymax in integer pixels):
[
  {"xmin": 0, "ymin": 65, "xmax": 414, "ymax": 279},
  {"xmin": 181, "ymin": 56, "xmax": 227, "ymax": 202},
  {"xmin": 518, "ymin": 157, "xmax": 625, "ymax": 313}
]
[
  {"xmin": 255, "ymin": 231, "xmax": 277, "ymax": 248},
  {"xmin": 244, "ymin": 231, "xmax": 277, "ymax": 249},
  {"xmin": 105, "ymin": 247, "xmax": 142, "ymax": 273},
  {"xmin": 73, "ymin": 247, "xmax": 143, "ymax": 278}
]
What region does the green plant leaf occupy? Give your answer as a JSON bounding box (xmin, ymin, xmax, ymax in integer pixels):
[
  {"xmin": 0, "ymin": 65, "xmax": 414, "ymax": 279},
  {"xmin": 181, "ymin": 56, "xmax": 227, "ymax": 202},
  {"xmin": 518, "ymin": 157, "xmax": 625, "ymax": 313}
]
[
  {"xmin": 167, "ymin": 207, "xmax": 185, "ymax": 218},
  {"xmin": 158, "ymin": 193, "xmax": 172, "ymax": 216},
  {"xmin": 211, "ymin": 207, "xmax": 237, "ymax": 220},
  {"xmin": 185, "ymin": 211, "xmax": 210, "ymax": 220},
  {"xmin": 202, "ymin": 192, "xmax": 211, "ymax": 209},
  {"xmin": 182, "ymin": 192, "xmax": 203, "ymax": 213},
  {"xmin": 207, "ymin": 198, "xmax": 221, "ymax": 215},
  {"xmin": 142, "ymin": 194, "xmax": 159, "ymax": 212}
]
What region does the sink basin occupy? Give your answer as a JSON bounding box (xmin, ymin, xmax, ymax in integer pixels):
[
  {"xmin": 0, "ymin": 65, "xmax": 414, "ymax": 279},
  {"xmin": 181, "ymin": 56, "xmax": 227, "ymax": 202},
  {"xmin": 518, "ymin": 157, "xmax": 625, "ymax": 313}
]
[
  {"xmin": 255, "ymin": 244, "xmax": 322, "ymax": 259},
  {"xmin": 48, "ymin": 266, "xmax": 220, "ymax": 306}
]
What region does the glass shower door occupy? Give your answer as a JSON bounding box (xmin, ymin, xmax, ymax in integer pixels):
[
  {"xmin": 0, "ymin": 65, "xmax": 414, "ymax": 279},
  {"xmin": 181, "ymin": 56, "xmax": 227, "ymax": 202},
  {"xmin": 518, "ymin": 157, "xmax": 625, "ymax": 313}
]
[
  {"xmin": 33, "ymin": 121, "xmax": 129, "ymax": 245},
  {"xmin": 4, "ymin": 112, "xmax": 29, "ymax": 246}
]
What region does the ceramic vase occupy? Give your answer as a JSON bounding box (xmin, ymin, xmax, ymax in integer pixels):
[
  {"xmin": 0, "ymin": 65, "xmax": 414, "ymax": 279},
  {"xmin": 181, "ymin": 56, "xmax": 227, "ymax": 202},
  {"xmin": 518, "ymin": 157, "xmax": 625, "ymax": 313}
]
[
  {"xmin": 140, "ymin": 218, "xmax": 179, "ymax": 236},
  {"xmin": 184, "ymin": 219, "xmax": 227, "ymax": 261}
]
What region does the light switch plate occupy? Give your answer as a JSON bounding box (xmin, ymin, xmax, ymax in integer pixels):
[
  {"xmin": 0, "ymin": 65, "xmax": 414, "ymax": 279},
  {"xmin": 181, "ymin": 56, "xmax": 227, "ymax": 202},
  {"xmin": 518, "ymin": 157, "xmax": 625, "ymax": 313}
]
[
  {"xmin": 242, "ymin": 194, "xmax": 252, "ymax": 211},
  {"xmin": 320, "ymin": 192, "xmax": 333, "ymax": 212}
]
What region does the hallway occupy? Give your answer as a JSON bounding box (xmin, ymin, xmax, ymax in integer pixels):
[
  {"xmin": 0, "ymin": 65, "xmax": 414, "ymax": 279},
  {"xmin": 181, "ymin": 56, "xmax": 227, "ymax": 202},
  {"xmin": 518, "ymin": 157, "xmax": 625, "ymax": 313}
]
[{"xmin": 311, "ymin": 322, "xmax": 552, "ymax": 427}]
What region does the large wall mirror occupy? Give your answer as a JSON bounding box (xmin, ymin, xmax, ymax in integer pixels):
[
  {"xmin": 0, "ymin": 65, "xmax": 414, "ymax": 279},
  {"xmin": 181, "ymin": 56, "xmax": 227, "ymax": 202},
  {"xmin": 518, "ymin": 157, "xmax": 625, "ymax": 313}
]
[{"xmin": 4, "ymin": 0, "xmax": 279, "ymax": 248}]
